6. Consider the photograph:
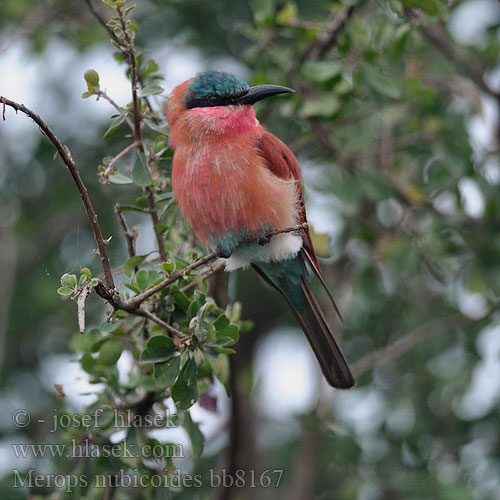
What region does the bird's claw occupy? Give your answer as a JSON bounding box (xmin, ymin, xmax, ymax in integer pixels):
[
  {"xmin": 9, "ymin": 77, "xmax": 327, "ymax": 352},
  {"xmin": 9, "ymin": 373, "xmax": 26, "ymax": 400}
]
[
  {"xmin": 216, "ymin": 248, "xmax": 232, "ymax": 259},
  {"xmin": 258, "ymin": 234, "xmax": 271, "ymax": 246}
]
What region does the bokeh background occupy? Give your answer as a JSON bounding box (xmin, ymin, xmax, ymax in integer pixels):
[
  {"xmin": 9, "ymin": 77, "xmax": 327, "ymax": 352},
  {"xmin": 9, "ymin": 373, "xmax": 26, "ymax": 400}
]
[{"xmin": 1, "ymin": 0, "xmax": 500, "ymax": 498}]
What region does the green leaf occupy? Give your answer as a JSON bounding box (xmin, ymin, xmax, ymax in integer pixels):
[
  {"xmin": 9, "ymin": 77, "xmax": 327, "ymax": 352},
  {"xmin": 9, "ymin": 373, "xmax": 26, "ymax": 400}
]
[
  {"xmin": 135, "ymin": 269, "xmax": 150, "ymax": 291},
  {"xmin": 57, "ymin": 287, "xmax": 74, "ymax": 296},
  {"xmin": 161, "ymin": 260, "xmax": 176, "ymax": 274},
  {"xmin": 402, "ymin": 0, "xmax": 440, "ymax": 15},
  {"xmin": 132, "ymin": 153, "xmax": 153, "ymax": 187},
  {"xmin": 104, "ymin": 114, "xmax": 126, "ymax": 138},
  {"xmin": 84, "ymin": 69, "xmax": 99, "ymax": 87},
  {"xmin": 61, "ymin": 273, "xmax": 77, "ymax": 288},
  {"xmin": 144, "ymin": 120, "xmax": 169, "ymax": 136},
  {"xmin": 276, "ymin": 2, "xmax": 297, "ymax": 25},
  {"xmin": 80, "ymin": 267, "xmax": 92, "ymax": 279},
  {"xmin": 98, "ymin": 338, "xmax": 123, "ymax": 366},
  {"xmin": 214, "ymin": 314, "xmax": 239, "ymax": 346},
  {"xmin": 124, "ymin": 255, "xmax": 146, "ymax": 278},
  {"xmin": 183, "ymin": 411, "xmax": 205, "ymax": 458},
  {"xmin": 211, "ymin": 347, "xmax": 236, "ymax": 354},
  {"xmin": 153, "ymin": 356, "xmax": 180, "ymax": 388},
  {"xmin": 172, "ymin": 357, "xmax": 198, "ymax": 410},
  {"xmin": 301, "ymin": 60, "xmax": 343, "ymax": 83},
  {"xmin": 108, "ymin": 172, "xmax": 133, "ymax": 184},
  {"xmin": 124, "ymin": 282, "xmax": 141, "ymax": 294},
  {"xmin": 141, "ymin": 335, "xmax": 176, "ymax": 363},
  {"xmin": 139, "ymin": 84, "xmax": 164, "ymax": 97},
  {"xmin": 299, "ymin": 95, "xmax": 340, "ymax": 118},
  {"xmin": 364, "ymin": 68, "xmax": 401, "ymax": 99}
]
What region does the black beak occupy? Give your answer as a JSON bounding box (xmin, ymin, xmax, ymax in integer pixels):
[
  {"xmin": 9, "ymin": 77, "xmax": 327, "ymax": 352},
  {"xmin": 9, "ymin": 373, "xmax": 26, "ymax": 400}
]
[{"xmin": 235, "ymin": 84, "xmax": 295, "ymax": 105}]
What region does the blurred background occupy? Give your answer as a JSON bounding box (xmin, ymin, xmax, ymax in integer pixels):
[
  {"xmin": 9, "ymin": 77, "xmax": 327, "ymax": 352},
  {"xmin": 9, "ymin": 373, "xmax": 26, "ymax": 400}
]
[{"xmin": 1, "ymin": 0, "xmax": 500, "ymax": 498}]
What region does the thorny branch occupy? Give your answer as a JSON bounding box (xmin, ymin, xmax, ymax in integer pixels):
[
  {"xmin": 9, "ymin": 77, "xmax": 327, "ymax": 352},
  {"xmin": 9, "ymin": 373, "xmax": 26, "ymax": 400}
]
[{"xmin": 1, "ymin": 97, "xmax": 115, "ymax": 289}]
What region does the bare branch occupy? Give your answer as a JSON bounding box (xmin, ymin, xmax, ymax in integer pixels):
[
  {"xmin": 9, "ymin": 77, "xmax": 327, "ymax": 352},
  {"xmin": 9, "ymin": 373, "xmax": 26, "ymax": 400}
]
[
  {"xmin": 95, "ymin": 89, "xmax": 135, "ymax": 130},
  {"xmin": 1, "ymin": 97, "xmax": 115, "ymax": 288},
  {"xmin": 114, "ymin": 204, "xmax": 138, "ymax": 259},
  {"xmin": 146, "ymin": 188, "xmax": 168, "ymax": 262},
  {"xmin": 102, "ymin": 140, "xmax": 139, "ymax": 182},
  {"xmin": 77, "ymin": 284, "xmax": 93, "ymax": 333}
]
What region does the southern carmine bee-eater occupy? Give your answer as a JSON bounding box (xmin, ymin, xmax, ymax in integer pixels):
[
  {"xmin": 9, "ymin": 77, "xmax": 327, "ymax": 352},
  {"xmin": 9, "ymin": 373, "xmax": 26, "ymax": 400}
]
[{"xmin": 167, "ymin": 71, "xmax": 355, "ymax": 389}]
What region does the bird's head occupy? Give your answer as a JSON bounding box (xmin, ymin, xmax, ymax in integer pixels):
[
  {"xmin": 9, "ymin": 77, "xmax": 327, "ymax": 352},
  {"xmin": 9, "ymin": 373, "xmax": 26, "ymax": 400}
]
[{"xmin": 167, "ymin": 71, "xmax": 294, "ymax": 144}]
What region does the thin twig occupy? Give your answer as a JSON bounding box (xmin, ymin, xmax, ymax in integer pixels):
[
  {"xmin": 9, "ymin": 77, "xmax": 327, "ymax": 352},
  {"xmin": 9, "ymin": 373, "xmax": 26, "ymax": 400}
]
[
  {"xmin": 102, "ymin": 140, "xmax": 138, "ymax": 181},
  {"xmin": 136, "ymin": 308, "xmax": 186, "ymax": 338},
  {"xmin": 77, "ymin": 284, "xmax": 93, "ymax": 334},
  {"xmin": 95, "ymin": 89, "xmax": 134, "ymax": 130},
  {"xmin": 146, "ymin": 188, "xmax": 168, "ymax": 262},
  {"xmin": 352, "ymin": 315, "xmax": 463, "ymax": 377},
  {"xmin": 179, "ymin": 261, "xmax": 225, "ymax": 294},
  {"xmin": 114, "ymin": 204, "xmax": 138, "ymax": 259},
  {"xmin": 1, "ymin": 97, "xmax": 115, "ymax": 288}
]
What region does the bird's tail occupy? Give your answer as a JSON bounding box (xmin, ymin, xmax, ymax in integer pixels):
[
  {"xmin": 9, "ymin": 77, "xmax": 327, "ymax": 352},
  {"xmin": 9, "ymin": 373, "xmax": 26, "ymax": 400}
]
[{"xmin": 252, "ymin": 255, "xmax": 355, "ymax": 389}]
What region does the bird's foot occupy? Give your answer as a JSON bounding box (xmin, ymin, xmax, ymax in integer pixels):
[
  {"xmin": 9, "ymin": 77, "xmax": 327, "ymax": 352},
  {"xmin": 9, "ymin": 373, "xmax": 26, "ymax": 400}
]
[
  {"xmin": 258, "ymin": 234, "xmax": 271, "ymax": 246},
  {"xmin": 216, "ymin": 248, "xmax": 232, "ymax": 259}
]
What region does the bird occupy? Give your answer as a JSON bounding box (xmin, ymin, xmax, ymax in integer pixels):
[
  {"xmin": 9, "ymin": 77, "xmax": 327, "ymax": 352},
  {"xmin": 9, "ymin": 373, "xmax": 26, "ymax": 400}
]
[{"xmin": 166, "ymin": 71, "xmax": 355, "ymax": 389}]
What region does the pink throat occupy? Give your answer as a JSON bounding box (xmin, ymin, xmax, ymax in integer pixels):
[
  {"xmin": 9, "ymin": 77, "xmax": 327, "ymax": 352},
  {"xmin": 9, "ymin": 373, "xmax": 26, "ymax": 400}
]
[{"xmin": 181, "ymin": 105, "xmax": 260, "ymax": 143}]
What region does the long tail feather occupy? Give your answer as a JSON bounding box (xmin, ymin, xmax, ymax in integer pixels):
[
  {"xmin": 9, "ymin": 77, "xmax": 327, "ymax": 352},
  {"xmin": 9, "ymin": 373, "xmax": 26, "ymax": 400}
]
[{"xmin": 252, "ymin": 257, "xmax": 355, "ymax": 389}]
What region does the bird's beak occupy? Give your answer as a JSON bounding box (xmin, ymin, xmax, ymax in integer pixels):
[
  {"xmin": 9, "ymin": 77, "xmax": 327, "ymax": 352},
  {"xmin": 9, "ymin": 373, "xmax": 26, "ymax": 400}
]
[{"xmin": 235, "ymin": 84, "xmax": 295, "ymax": 105}]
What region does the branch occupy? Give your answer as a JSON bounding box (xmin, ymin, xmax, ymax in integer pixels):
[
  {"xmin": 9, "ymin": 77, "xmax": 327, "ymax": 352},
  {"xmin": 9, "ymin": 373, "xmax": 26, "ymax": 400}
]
[
  {"xmin": 287, "ymin": 2, "xmax": 362, "ymax": 83},
  {"xmin": 146, "ymin": 188, "xmax": 168, "ymax": 262},
  {"xmin": 351, "ymin": 312, "xmax": 485, "ymax": 378},
  {"xmin": 1, "ymin": 97, "xmax": 115, "ymax": 288},
  {"xmin": 128, "ymin": 222, "xmax": 308, "ymax": 308},
  {"xmin": 411, "ymin": 11, "xmax": 500, "ymax": 100},
  {"xmin": 95, "ymin": 89, "xmax": 135, "ymax": 130},
  {"xmin": 102, "ymin": 140, "xmax": 139, "ymax": 182},
  {"xmin": 114, "ymin": 204, "xmax": 138, "ymax": 259}
]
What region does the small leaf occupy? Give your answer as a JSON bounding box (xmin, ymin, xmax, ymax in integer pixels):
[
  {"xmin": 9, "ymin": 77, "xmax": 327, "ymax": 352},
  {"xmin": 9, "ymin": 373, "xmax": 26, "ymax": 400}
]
[
  {"xmin": 276, "ymin": 2, "xmax": 297, "ymax": 25},
  {"xmin": 132, "ymin": 153, "xmax": 153, "ymax": 187},
  {"xmin": 104, "ymin": 114, "xmax": 126, "ymax": 138},
  {"xmin": 153, "ymin": 356, "xmax": 180, "ymax": 388},
  {"xmin": 161, "ymin": 260, "xmax": 175, "ymax": 274},
  {"xmin": 98, "ymin": 338, "xmax": 123, "ymax": 366},
  {"xmin": 172, "ymin": 357, "xmax": 198, "ymax": 410},
  {"xmin": 80, "ymin": 267, "xmax": 92, "ymax": 279},
  {"xmin": 183, "ymin": 411, "xmax": 205, "ymax": 458},
  {"xmin": 144, "ymin": 120, "xmax": 169, "ymax": 136},
  {"xmin": 124, "ymin": 255, "xmax": 146, "ymax": 278},
  {"xmin": 299, "ymin": 95, "xmax": 340, "ymax": 118},
  {"xmin": 211, "ymin": 347, "xmax": 236, "ymax": 354},
  {"xmin": 214, "ymin": 314, "xmax": 239, "ymax": 346},
  {"xmin": 57, "ymin": 287, "xmax": 74, "ymax": 296},
  {"xmin": 139, "ymin": 84, "xmax": 164, "ymax": 97},
  {"xmin": 364, "ymin": 68, "xmax": 401, "ymax": 99},
  {"xmin": 135, "ymin": 269, "xmax": 150, "ymax": 290},
  {"xmin": 301, "ymin": 60, "xmax": 343, "ymax": 83},
  {"xmin": 402, "ymin": 0, "xmax": 440, "ymax": 15},
  {"xmin": 84, "ymin": 69, "xmax": 100, "ymax": 87},
  {"xmin": 141, "ymin": 335, "xmax": 176, "ymax": 363},
  {"xmin": 108, "ymin": 172, "xmax": 133, "ymax": 184}
]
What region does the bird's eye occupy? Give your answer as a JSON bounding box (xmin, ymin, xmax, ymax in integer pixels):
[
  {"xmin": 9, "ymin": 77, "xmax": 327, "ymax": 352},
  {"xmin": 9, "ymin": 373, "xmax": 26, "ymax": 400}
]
[{"xmin": 208, "ymin": 95, "xmax": 220, "ymax": 105}]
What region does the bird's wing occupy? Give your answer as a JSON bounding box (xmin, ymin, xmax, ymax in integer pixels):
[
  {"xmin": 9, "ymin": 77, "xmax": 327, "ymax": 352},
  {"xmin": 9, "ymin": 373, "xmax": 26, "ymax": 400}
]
[
  {"xmin": 256, "ymin": 131, "xmax": 343, "ymax": 321},
  {"xmin": 255, "ymin": 131, "xmax": 319, "ymax": 267}
]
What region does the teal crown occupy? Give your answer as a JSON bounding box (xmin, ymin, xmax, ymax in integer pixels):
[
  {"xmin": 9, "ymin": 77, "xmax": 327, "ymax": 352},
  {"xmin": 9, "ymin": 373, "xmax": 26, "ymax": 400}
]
[{"xmin": 186, "ymin": 71, "xmax": 249, "ymax": 106}]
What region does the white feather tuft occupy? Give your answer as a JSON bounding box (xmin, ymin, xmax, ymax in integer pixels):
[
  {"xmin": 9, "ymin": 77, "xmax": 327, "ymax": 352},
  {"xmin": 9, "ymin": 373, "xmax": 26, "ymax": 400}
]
[{"xmin": 224, "ymin": 233, "xmax": 302, "ymax": 271}]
